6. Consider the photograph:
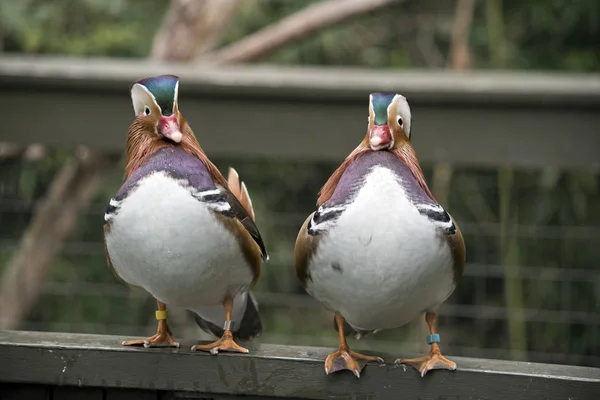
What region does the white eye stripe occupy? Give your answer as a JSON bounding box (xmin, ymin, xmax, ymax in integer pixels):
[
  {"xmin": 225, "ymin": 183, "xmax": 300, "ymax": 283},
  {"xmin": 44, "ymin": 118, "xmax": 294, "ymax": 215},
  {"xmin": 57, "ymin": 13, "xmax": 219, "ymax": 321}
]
[
  {"xmin": 393, "ymin": 94, "xmax": 411, "ymax": 138},
  {"xmin": 131, "ymin": 83, "xmax": 161, "ymax": 116}
]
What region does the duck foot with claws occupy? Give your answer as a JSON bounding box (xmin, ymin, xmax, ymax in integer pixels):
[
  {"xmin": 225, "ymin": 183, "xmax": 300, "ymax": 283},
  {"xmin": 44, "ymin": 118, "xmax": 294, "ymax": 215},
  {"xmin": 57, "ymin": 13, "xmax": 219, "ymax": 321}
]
[
  {"xmin": 192, "ymin": 296, "xmax": 249, "ymax": 355},
  {"xmin": 192, "ymin": 330, "xmax": 248, "ymax": 355},
  {"xmin": 122, "ymin": 301, "xmax": 180, "ymax": 348},
  {"xmin": 396, "ymin": 312, "xmax": 456, "ymax": 377},
  {"xmin": 325, "ymin": 312, "xmax": 384, "ymax": 378}
]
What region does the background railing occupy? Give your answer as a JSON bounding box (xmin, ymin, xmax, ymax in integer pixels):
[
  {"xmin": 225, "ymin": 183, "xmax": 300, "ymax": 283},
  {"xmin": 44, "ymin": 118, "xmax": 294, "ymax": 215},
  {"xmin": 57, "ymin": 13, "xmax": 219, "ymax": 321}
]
[{"xmin": 1, "ymin": 56, "xmax": 599, "ymax": 371}]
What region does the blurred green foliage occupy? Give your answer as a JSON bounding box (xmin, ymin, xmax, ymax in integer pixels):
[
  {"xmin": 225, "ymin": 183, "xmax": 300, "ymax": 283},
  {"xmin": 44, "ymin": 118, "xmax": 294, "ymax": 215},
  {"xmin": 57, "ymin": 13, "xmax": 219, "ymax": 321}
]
[
  {"xmin": 0, "ymin": 0, "xmax": 598, "ymax": 367},
  {"xmin": 1, "ymin": 0, "xmax": 598, "ymax": 70},
  {"xmin": 0, "ymin": 0, "xmax": 170, "ymax": 56}
]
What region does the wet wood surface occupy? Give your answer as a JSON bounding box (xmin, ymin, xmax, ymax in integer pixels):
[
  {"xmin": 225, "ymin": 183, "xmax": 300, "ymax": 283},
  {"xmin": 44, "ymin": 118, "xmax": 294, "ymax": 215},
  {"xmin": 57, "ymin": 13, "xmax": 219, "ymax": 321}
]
[{"xmin": 1, "ymin": 330, "xmax": 599, "ymax": 400}]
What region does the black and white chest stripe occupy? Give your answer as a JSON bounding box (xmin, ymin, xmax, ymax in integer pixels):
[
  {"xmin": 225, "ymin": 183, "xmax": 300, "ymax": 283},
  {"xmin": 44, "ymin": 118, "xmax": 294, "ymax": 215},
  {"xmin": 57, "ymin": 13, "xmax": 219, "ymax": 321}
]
[
  {"xmin": 185, "ymin": 183, "xmax": 235, "ymax": 217},
  {"xmin": 414, "ymin": 202, "xmax": 456, "ymax": 234},
  {"xmin": 307, "ymin": 203, "xmax": 348, "ymax": 236},
  {"xmin": 104, "ymin": 198, "xmax": 122, "ymax": 223},
  {"xmin": 103, "ymin": 178, "xmax": 234, "ymax": 224},
  {"xmin": 307, "ymin": 200, "xmax": 456, "ymax": 236}
]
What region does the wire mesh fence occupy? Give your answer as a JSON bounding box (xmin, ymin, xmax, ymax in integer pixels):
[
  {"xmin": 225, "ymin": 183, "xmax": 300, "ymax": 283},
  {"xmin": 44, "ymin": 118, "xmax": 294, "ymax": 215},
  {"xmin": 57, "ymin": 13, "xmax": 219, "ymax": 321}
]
[{"xmin": 0, "ymin": 155, "xmax": 599, "ymax": 368}]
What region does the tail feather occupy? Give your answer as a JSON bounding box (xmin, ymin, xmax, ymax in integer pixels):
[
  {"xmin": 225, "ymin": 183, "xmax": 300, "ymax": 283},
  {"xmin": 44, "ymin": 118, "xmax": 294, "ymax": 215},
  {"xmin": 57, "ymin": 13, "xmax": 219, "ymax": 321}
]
[
  {"xmin": 193, "ymin": 291, "xmax": 262, "ymax": 341},
  {"xmin": 235, "ymin": 291, "xmax": 262, "ymax": 341},
  {"xmin": 227, "ymin": 167, "xmax": 255, "ymax": 221},
  {"xmin": 192, "ymin": 313, "xmax": 223, "ymax": 339}
]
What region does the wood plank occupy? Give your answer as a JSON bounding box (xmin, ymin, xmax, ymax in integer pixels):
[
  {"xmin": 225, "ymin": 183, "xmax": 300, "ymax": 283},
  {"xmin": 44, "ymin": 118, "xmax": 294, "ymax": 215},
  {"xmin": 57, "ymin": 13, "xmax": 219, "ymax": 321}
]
[
  {"xmin": 1, "ymin": 56, "xmax": 599, "ymax": 170},
  {"xmin": 0, "ymin": 383, "xmax": 49, "ymax": 400},
  {"xmin": 1, "ymin": 331, "xmax": 598, "ymax": 400},
  {"xmin": 1, "ymin": 87, "xmax": 599, "ymax": 170},
  {"xmin": 1, "ymin": 55, "xmax": 599, "ymax": 106}
]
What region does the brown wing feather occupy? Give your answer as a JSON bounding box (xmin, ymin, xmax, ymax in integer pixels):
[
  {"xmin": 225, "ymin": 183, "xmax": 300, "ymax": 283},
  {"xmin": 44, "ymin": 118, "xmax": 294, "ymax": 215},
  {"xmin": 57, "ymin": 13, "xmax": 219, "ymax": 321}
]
[
  {"xmin": 227, "ymin": 167, "xmax": 255, "ymax": 221},
  {"xmin": 445, "ymin": 214, "xmax": 466, "ymax": 283},
  {"xmin": 239, "ymin": 182, "xmax": 255, "ymax": 221},
  {"xmin": 221, "ymin": 167, "xmax": 265, "ymax": 284},
  {"xmin": 294, "ymin": 213, "xmax": 321, "ymax": 288},
  {"xmin": 227, "ymin": 167, "xmax": 242, "ymax": 199}
]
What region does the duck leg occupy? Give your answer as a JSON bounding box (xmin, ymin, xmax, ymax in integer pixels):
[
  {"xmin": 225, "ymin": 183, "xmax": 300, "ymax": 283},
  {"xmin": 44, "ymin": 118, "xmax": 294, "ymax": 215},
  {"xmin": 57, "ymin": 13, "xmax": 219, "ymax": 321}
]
[
  {"xmin": 324, "ymin": 312, "xmax": 384, "ymax": 378},
  {"xmin": 122, "ymin": 300, "xmax": 179, "ymax": 348},
  {"xmin": 192, "ymin": 295, "xmax": 249, "ymax": 355},
  {"xmin": 396, "ymin": 312, "xmax": 456, "ymax": 377}
]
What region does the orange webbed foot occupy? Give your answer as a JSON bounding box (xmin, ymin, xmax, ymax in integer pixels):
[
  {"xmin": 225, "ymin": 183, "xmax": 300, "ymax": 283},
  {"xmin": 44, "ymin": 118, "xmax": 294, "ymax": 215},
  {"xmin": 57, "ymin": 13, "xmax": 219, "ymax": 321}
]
[
  {"xmin": 192, "ymin": 331, "xmax": 249, "ymax": 355},
  {"xmin": 397, "ymin": 313, "xmax": 457, "ymax": 377},
  {"xmin": 325, "ymin": 349, "xmax": 384, "ymax": 378},
  {"xmin": 396, "ymin": 352, "xmax": 456, "ymax": 377},
  {"xmin": 122, "ymin": 329, "xmax": 179, "ymax": 348}
]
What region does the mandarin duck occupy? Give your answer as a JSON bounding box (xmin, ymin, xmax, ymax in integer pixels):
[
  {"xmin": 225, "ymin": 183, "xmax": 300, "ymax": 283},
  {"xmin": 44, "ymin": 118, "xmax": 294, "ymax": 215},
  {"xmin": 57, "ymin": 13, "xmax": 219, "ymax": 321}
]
[
  {"xmin": 294, "ymin": 93, "xmax": 465, "ymax": 378},
  {"xmin": 103, "ymin": 75, "xmax": 267, "ymax": 354}
]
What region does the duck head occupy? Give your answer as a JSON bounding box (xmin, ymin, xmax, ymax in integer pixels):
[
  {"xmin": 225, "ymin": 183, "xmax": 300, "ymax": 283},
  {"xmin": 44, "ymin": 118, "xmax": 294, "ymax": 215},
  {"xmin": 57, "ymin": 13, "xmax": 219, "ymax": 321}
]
[
  {"xmin": 367, "ymin": 93, "xmax": 412, "ymax": 151},
  {"xmin": 130, "ymin": 74, "xmax": 183, "ymax": 143}
]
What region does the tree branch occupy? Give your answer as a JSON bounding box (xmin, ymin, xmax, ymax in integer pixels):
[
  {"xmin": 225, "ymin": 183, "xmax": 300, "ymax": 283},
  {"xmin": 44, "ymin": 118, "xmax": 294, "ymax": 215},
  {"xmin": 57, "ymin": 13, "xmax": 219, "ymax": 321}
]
[
  {"xmin": 431, "ymin": 0, "xmax": 478, "ymax": 207},
  {"xmin": 202, "ymin": 0, "xmax": 404, "ymax": 65},
  {"xmin": 448, "ymin": 0, "xmax": 477, "ymax": 70},
  {"xmin": 151, "ymin": 0, "xmax": 241, "ymax": 61}
]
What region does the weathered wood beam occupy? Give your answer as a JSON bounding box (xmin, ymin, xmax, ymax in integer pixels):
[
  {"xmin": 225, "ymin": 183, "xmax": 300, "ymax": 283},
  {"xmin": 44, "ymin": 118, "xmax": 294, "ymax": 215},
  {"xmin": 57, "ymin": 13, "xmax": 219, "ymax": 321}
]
[
  {"xmin": 1, "ymin": 55, "xmax": 599, "ymax": 169},
  {"xmin": 0, "ymin": 331, "xmax": 599, "ymax": 400}
]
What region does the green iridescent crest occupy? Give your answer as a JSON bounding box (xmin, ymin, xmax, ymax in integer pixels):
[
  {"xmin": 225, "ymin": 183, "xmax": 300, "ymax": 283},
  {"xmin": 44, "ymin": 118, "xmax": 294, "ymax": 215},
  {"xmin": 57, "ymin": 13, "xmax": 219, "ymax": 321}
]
[
  {"xmin": 136, "ymin": 75, "xmax": 179, "ymax": 116},
  {"xmin": 370, "ymin": 93, "xmax": 396, "ymax": 125}
]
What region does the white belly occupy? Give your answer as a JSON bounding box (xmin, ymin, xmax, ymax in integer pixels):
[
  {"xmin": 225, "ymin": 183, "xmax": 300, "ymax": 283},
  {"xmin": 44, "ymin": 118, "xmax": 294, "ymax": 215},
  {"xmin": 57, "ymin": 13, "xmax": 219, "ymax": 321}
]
[
  {"xmin": 306, "ymin": 166, "xmax": 455, "ymax": 330},
  {"xmin": 105, "ymin": 172, "xmax": 253, "ymax": 309}
]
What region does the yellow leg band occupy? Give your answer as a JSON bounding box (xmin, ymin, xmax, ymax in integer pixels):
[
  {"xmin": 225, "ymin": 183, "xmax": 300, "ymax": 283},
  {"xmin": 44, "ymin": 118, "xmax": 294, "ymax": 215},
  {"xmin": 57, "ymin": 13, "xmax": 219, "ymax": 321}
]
[{"xmin": 155, "ymin": 310, "xmax": 168, "ymax": 320}]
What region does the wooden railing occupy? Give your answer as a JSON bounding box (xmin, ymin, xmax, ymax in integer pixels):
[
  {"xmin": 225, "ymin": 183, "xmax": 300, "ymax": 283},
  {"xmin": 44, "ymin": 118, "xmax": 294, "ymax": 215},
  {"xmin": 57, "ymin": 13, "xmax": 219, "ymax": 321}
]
[
  {"xmin": 1, "ymin": 55, "xmax": 599, "ymax": 169},
  {"xmin": 1, "ymin": 331, "xmax": 599, "ymax": 399}
]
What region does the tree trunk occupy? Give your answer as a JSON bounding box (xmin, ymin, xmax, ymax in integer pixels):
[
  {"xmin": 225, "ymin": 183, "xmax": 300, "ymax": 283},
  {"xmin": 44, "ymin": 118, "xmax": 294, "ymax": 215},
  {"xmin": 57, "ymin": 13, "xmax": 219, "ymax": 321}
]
[
  {"xmin": 151, "ymin": 0, "xmax": 241, "ymax": 61},
  {"xmin": 432, "ymin": 0, "xmax": 477, "ymax": 208},
  {"xmin": 0, "ymin": 150, "xmax": 119, "ymax": 329},
  {"xmin": 448, "ymin": 0, "xmax": 476, "ymax": 70}
]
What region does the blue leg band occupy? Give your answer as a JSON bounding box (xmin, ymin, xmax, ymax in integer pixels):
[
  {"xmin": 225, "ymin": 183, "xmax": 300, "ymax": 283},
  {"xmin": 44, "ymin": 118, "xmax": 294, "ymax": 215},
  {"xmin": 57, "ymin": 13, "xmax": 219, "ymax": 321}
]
[{"xmin": 426, "ymin": 333, "xmax": 440, "ymax": 344}]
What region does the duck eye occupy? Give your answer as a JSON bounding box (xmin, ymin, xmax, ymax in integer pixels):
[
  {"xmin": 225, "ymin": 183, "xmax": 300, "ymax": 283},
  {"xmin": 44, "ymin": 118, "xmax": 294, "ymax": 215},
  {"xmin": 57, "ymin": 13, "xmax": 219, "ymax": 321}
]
[
  {"xmin": 144, "ymin": 106, "xmax": 151, "ymax": 116},
  {"xmin": 397, "ymin": 116, "xmax": 403, "ymax": 126}
]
